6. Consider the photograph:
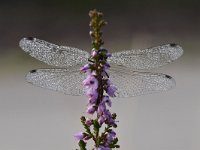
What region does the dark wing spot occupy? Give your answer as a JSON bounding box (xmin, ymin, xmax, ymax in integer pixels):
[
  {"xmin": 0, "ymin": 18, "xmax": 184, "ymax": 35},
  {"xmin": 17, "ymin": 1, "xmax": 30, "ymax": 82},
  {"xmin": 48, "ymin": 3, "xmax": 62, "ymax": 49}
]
[
  {"xmin": 26, "ymin": 37, "xmax": 34, "ymax": 41},
  {"xmin": 30, "ymin": 69, "xmax": 37, "ymax": 73},
  {"xmin": 170, "ymin": 43, "xmax": 177, "ymax": 47},
  {"xmin": 165, "ymin": 75, "xmax": 172, "ymax": 79}
]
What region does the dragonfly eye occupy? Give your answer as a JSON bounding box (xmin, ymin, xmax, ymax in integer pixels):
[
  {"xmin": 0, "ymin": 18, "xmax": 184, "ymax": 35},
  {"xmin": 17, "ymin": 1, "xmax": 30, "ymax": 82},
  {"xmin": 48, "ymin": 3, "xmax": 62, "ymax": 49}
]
[{"xmin": 170, "ymin": 43, "xmax": 177, "ymax": 47}]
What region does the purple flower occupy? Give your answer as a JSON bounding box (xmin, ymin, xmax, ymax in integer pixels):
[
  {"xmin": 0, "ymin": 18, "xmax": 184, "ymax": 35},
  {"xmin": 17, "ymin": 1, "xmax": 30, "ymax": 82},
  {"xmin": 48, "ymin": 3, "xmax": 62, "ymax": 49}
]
[
  {"xmin": 97, "ymin": 102, "xmax": 106, "ymax": 114},
  {"xmin": 98, "ymin": 115, "xmax": 105, "ymax": 125},
  {"xmin": 75, "ymin": 11, "xmax": 120, "ymax": 149},
  {"xmin": 95, "ymin": 146, "xmax": 111, "ymax": 150},
  {"xmin": 104, "ymin": 110, "xmax": 115, "ymax": 125},
  {"xmin": 106, "ymin": 85, "xmax": 117, "ymax": 97},
  {"xmin": 83, "ymin": 73, "xmax": 99, "ymax": 104},
  {"xmin": 106, "ymin": 134, "xmax": 113, "ymax": 144},
  {"xmin": 83, "ymin": 74, "xmax": 98, "ymax": 89},
  {"xmin": 85, "ymin": 118, "xmax": 93, "ymax": 126},
  {"xmin": 83, "ymin": 74, "xmax": 96, "ymax": 86},
  {"xmin": 91, "ymin": 50, "xmax": 98, "ymax": 57},
  {"xmin": 74, "ymin": 132, "xmax": 85, "ymax": 141},
  {"xmin": 109, "ymin": 130, "xmax": 116, "ymax": 137},
  {"xmin": 80, "ymin": 64, "xmax": 90, "ymax": 73},
  {"xmin": 86, "ymin": 88, "xmax": 98, "ymax": 104},
  {"xmin": 106, "ymin": 130, "xmax": 116, "ymax": 143},
  {"xmin": 86, "ymin": 105, "xmax": 96, "ymax": 115},
  {"xmin": 102, "ymin": 96, "xmax": 112, "ymax": 107}
]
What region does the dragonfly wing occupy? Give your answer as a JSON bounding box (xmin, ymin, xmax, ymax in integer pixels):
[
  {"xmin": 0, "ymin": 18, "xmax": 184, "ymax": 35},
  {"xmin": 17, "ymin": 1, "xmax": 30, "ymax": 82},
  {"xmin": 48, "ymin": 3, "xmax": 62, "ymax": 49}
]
[
  {"xmin": 109, "ymin": 65, "xmax": 176, "ymax": 97},
  {"xmin": 109, "ymin": 43, "xmax": 183, "ymax": 70},
  {"xmin": 19, "ymin": 37, "xmax": 90, "ymax": 67},
  {"xmin": 26, "ymin": 65, "xmax": 86, "ymax": 96}
]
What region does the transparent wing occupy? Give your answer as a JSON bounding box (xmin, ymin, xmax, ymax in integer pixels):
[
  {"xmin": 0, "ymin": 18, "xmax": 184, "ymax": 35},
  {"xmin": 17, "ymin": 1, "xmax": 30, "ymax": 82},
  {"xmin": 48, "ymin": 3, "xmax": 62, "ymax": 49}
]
[
  {"xmin": 26, "ymin": 65, "xmax": 176, "ymax": 98},
  {"xmin": 109, "ymin": 65, "xmax": 176, "ymax": 97},
  {"xmin": 19, "ymin": 37, "xmax": 90, "ymax": 67},
  {"xmin": 108, "ymin": 43, "xmax": 183, "ymax": 70},
  {"xmin": 26, "ymin": 65, "xmax": 86, "ymax": 96}
]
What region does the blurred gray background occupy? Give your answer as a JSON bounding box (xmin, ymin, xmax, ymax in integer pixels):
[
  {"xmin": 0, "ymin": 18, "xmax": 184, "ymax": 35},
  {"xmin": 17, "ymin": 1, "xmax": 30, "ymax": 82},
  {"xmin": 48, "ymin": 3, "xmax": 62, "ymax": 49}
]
[{"xmin": 0, "ymin": 0, "xmax": 200, "ymax": 150}]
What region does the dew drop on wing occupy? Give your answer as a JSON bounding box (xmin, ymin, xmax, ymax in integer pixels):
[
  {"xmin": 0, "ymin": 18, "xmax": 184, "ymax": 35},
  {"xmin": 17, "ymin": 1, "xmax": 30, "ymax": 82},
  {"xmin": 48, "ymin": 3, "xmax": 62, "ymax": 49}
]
[
  {"xmin": 30, "ymin": 69, "xmax": 37, "ymax": 73},
  {"xmin": 165, "ymin": 75, "xmax": 172, "ymax": 79},
  {"xmin": 170, "ymin": 43, "xmax": 177, "ymax": 47}
]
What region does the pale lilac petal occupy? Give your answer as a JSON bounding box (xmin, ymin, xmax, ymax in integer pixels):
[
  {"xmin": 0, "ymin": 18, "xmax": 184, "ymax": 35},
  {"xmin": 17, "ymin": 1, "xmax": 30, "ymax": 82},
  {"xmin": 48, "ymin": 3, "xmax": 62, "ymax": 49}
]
[
  {"xmin": 109, "ymin": 130, "xmax": 116, "ymax": 137},
  {"xmin": 102, "ymin": 96, "xmax": 112, "ymax": 107},
  {"xmin": 83, "ymin": 74, "xmax": 98, "ymax": 90},
  {"xmin": 88, "ymin": 92, "xmax": 98, "ymax": 104},
  {"xmin": 80, "ymin": 64, "xmax": 90, "ymax": 73},
  {"xmin": 91, "ymin": 50, "xmax": 98, "ymax": 57},
  {"xmin": 74, "ymin": 132, "xmax": 85, "ymax": 141},
  {"xmin": 95, "ymin": 146, "xmax": 111, "ymax": 150},
  {"xmin": 97, "ymin": 102, "xmax": 106, "ymax": 114},
  {"xmin": 98, "ymin": 115, "xmax": 105, "ymax": 125},
  {"xmin": 86, "ymin": 105, "xmax": 96, "ymax": 115},
  {"xmin": 86, "ymin": 118, "xmax": 93, "ymax": 126},
  {"xmin": 107, "ymin": 85, "xmax": 117, "ymax": 97},
  {"xmin": 85, "ymin": 88, "xmax": 98, "ymax": 104}
]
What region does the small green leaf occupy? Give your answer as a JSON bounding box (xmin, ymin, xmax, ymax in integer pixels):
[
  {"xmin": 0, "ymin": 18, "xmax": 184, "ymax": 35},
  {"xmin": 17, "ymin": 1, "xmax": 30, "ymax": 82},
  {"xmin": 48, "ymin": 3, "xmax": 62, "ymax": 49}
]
[{"xmin": 78, "ymin": 140, "xmax": 87, "ymax": 150}]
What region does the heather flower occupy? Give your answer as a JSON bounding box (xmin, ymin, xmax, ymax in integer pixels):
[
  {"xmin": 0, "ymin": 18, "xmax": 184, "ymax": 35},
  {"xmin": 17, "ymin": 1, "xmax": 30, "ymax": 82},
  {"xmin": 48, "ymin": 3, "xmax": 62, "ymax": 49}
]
[
  {"xmin": 106, "ymin": 134, "xmax": 113, "ymax": 144},
  {"xmin": 83, "ymin": 74, "xmax": 98, "ymax": 90},
  {"xmin": 97, "ymin": 102, "xmax": 106, "ymax": 114},
  {"xmin": 107, "ymin": 85, "xmax": 117, "ymax": 97},
  {"xmin": 74, "ymin": 132, "xmax": 85, "ymax": 141},
  {"xmin": 80, "ymin": 64, "xmax": 90, "ymax": 73},
  {"xmin": 85, "ymin": 118, "xmax": 93, "ymax": 126},
  {"xmin": 86, "ymin": 88, "xmax": 98, "ymax": 104},
  {"xmin": 107, "ymin": 130, "xmax": 116, "ymax": 144},
  {"xmin": 86, "ymin": 104, "xmax": 96, "ymax": 114},
  {"xmin": 75, "ymin": 9, "xmax": 119, "ymax": 150},
  {"xmin": 95, "ymin": 146, "xmax": 111, "ymax": 150},
  {"xmin": 109, "ymin": 130, "xmax": 116, "ymax": 137},
  {"xmin": 83, "ymin": 73, "xmax": 99, "ymax": 104},
  {"xmin": 98, "ymin": 115, "xmax": 105, "ymax": 125},
  {"xmin": 91, "ymin": 50, "xmax": 98, "ymax": 58},
  {"xmin": 102, "ymin": 95, "xmax": 112, "ymax": 107},
  {"xmin": 104, "ymin": 110, "xmax": 115, "ymax": 125}
]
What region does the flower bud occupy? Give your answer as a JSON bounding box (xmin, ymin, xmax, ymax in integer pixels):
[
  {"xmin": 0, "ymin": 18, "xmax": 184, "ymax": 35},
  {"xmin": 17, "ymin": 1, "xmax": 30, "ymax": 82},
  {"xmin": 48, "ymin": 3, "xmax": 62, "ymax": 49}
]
[
  {"xmin": 85, "ymin": 118, "xmax": 93, "ymax": 126},
  {"xmin": 86, "ymin": 105, "xmax": 96, "ymax": 115},
  {"xmin": 74, "ymin": 132, "xmax": 86, "ymax": 141}
]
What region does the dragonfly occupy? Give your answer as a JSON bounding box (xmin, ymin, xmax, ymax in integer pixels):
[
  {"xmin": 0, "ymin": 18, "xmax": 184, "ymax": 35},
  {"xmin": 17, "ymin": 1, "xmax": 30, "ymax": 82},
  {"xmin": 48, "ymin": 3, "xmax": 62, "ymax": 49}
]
[{"xmin": 19, "ymin": 37, "xmax": 183, "ymax": 98}]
